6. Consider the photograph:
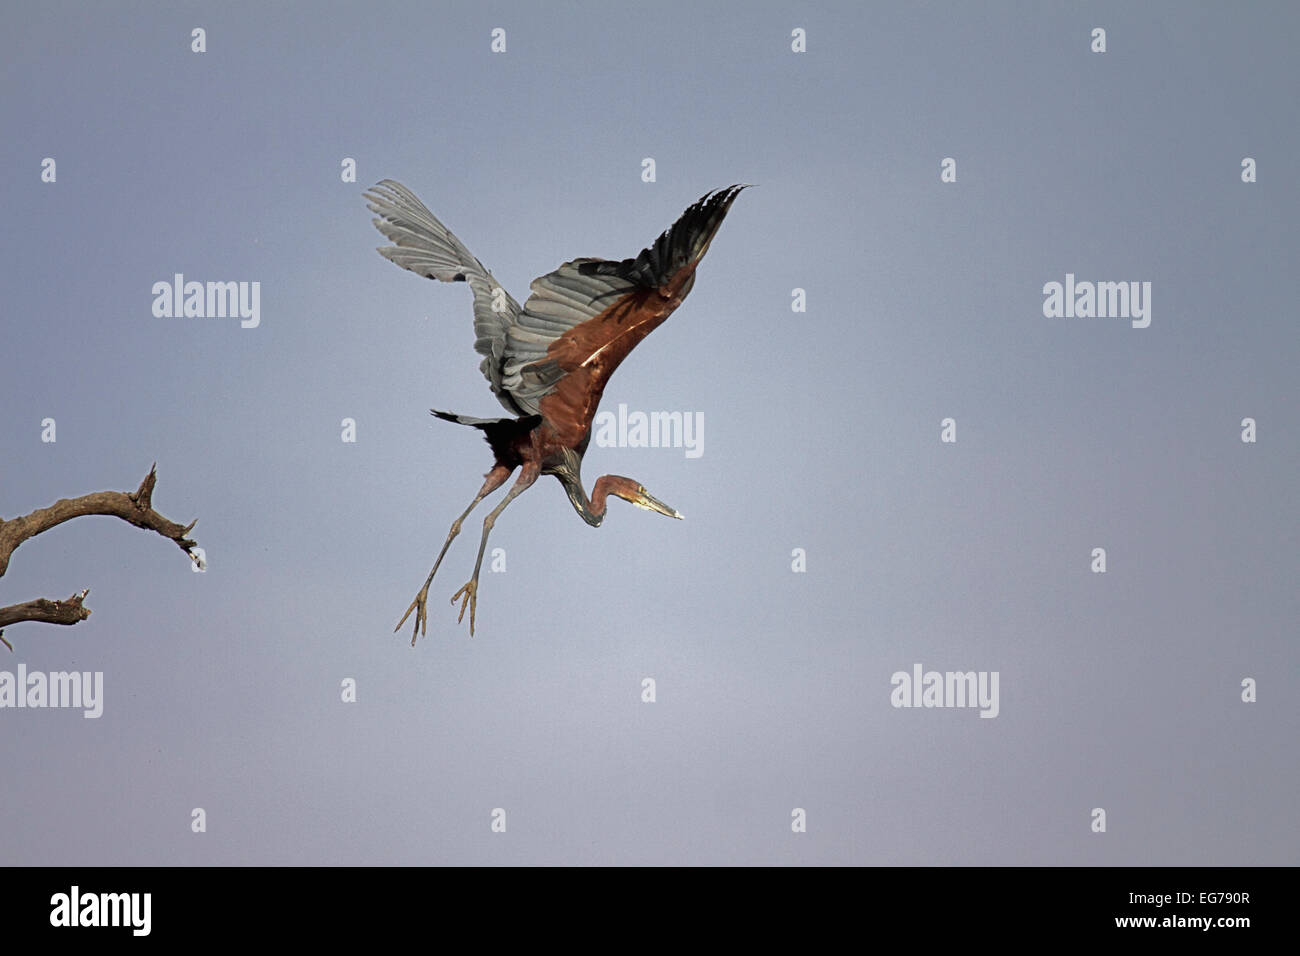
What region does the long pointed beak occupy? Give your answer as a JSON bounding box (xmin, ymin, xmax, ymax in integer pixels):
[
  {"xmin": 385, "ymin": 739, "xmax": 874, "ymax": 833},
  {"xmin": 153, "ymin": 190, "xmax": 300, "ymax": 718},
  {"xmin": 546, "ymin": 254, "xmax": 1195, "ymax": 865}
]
[{"xmin": 635, "ymin": 489, "xmax": 684, "ymax": 520}]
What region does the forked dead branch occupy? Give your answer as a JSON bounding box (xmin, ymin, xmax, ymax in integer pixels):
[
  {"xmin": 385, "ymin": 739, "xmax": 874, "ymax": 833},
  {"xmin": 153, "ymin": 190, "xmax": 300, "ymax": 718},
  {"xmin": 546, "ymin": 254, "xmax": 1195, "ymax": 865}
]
[{"xmin": 0, "ymin": 465, "xmax": 199, "ymax": 648}]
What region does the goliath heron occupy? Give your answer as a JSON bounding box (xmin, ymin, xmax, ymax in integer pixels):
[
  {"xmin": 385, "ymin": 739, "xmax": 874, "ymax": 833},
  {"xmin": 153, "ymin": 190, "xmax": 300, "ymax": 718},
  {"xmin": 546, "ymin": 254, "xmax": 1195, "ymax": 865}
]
[{"xmin": 365, "ymin": 180, "xmax": 747, "ymax": 641}]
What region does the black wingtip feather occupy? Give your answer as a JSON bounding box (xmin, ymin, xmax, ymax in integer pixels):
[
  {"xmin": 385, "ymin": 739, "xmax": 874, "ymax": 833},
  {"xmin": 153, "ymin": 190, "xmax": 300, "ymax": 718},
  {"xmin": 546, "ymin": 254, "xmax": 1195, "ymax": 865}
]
[{"xmin": 588, "ymin": 184, "xmax": 748, "ymax": 289}]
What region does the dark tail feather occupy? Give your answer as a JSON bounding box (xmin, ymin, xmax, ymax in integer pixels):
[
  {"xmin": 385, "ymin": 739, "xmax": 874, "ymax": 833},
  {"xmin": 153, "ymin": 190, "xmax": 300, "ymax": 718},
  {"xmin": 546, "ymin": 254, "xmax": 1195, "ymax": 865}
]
[
  {"xmin": 431, "ymin": 409, "xmax": 514, "ymax": 428},
  {"xmin": 431, "ymin": 410, "xmax": 540, "ymax": 464}
]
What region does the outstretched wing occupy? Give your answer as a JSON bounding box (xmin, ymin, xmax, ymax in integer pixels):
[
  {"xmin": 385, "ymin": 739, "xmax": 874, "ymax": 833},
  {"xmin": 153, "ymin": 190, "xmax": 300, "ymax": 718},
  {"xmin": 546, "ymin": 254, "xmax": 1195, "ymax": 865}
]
[
  {"xmin": 365, "ymin": 180, "xmax": 526, "ymax": 415},
  {"xmin": 505, "ymin": 184, "xmax": 748, "ymax": 446}
]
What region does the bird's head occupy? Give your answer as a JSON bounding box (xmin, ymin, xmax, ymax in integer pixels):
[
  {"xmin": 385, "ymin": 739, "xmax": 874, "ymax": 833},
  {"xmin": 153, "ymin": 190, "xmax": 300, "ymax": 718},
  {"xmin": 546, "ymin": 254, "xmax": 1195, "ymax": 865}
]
[{"xmin": 606, "ymin": 476, "xmax": 683, "ymax": 520}]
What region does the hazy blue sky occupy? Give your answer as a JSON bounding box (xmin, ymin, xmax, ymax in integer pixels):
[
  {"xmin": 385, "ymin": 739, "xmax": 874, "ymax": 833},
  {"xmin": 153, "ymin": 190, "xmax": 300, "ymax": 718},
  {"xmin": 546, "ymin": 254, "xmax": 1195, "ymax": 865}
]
[{"xmin": 1, "ymin": 1, "xmax": 1296, "ymax": 865}]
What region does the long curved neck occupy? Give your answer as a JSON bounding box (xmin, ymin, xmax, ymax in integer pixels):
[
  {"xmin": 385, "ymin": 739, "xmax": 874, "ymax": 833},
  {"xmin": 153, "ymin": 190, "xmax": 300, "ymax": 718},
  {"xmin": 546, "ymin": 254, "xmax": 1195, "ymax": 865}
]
[{"xmin": 559, "ymin": 472, "xmax": 614, "ymax": 527}]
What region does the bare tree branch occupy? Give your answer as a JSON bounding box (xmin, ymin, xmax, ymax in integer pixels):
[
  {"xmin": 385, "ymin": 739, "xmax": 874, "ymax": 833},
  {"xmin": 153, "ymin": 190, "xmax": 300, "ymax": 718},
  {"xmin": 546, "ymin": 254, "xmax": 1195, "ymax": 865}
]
[
  {"xmin": 0, "ymin": 465, "xmax": 198, "ymax": 647},
  {"xmin": 0, "ymin": 590, "xmax": 92, "ymax": 638}
]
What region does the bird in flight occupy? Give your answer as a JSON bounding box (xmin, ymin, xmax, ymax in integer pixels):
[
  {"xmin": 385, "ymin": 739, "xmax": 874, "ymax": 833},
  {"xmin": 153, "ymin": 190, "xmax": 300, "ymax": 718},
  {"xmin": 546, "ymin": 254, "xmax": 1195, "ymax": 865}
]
[{"xmin": 365, "ymin": 180, "xmax": 747, "ymax": 642}]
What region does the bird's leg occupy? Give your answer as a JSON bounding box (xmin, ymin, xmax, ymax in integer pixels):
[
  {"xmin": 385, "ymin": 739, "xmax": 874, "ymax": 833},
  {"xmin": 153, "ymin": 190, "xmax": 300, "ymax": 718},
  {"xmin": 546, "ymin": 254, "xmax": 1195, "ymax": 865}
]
[
  {"xmin": 396, "ymin": 465, "xmax": 513, "ymax": 645},
  {"xmin": 451, "ymin": 463, "xmax": 539, "ymax": 636}
]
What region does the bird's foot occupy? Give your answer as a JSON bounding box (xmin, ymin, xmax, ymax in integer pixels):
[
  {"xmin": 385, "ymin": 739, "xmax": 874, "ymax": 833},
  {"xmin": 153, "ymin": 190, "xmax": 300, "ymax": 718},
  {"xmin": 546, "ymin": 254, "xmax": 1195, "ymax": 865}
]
[
  {"xmin": 395, "ymin": 582, "xmax": 432, "ymax": 647},
  {"xmin": 450, "ymin": 580, "xmax": 478, "ymax": 637}
]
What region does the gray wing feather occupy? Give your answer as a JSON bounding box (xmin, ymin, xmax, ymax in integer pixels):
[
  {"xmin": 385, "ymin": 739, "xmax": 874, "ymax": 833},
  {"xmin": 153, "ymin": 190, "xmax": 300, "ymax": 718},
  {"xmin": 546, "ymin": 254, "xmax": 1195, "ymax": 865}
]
[
  {"xmin": 502, "ymin": 261, "xmax": 639, "ymax": 414},
  {"xmin": 367, "ymin": 182, "xmax": 745, "ymax": 420},
  {"xmin": 365, "ymin": 180, "xmax": 523, "ymax": 414}
]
